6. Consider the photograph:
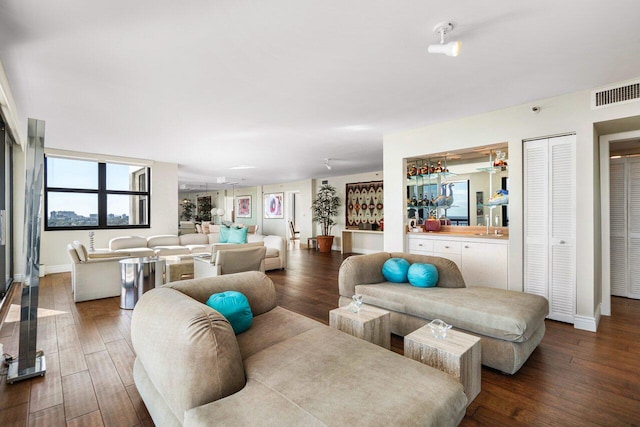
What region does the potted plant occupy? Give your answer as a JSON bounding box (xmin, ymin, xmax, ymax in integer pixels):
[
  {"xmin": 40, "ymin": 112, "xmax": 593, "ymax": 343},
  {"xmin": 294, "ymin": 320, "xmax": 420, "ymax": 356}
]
[
  {"xmin": 311, "ymin": 184, "xmax": 341, "ymax": 252},
  {"xmin": 181, "ymin": 199, "xmax": 195, "ymax": 221}
]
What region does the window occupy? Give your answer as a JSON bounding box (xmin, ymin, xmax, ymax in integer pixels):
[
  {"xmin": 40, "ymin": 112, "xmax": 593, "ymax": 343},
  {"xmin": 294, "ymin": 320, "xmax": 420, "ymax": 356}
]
[{"xmin": 45, "ymin": 157, "xmax": 151, "ymax": 230}]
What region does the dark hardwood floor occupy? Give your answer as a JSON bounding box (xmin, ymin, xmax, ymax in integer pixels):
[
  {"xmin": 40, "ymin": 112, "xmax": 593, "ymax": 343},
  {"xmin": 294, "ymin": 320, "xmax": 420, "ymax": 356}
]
[{"xmin": 1, "ymin": 248, "xmax": 639, "ymax": 426}]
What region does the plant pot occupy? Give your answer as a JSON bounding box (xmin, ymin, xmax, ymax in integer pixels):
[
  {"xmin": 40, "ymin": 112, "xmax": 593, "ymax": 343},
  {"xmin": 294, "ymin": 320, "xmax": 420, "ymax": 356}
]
[{"xmin": 316, "ymin": 235, "xmax": 334, "ymax": 253}]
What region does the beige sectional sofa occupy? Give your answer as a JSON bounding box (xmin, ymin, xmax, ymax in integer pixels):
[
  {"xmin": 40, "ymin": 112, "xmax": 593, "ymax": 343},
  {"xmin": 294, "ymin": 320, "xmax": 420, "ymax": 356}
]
[
  {"xmin": 107, "ymin": 233, "xmax": 287, "ymax": 271},
  {"xmin": 131, "ymin": 272, "xmax": 468, "ymax": 426},
  {"xmin": 338, "ymin": 252, "xmax": 549, "ymax": 374}
]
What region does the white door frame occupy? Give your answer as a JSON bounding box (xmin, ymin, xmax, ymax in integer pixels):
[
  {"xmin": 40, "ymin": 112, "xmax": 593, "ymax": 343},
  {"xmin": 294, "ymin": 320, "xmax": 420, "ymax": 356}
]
[{"xmin": 599, "ymin": 129, "xmax": 640, "ymax": 316}]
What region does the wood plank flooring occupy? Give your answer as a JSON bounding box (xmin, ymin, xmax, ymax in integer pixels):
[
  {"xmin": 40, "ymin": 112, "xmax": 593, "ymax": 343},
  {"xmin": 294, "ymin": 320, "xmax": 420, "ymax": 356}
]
[{"xmin": 1, "ymin": 248, "xmax": 639, "ymax": 426}]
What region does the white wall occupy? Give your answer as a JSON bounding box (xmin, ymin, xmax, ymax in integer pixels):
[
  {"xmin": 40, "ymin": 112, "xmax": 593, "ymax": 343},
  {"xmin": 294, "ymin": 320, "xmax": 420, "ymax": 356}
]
[
  {"xmin": 39, "ymin": 158, "xmax": 179, "ymax": 273},
  {"xmin": 384, "ymin": 76, "xmax": 640, "ymax": 329},
  {"xmin": 260, "ymin": 179, "xmax": 314, "ymax": 241}
]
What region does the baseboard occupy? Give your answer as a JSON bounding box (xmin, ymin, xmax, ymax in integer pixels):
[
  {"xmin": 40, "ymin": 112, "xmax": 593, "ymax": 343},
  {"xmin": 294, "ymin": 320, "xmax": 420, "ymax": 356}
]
[
  {"xmin": 13, "ymin": 273, "xmax": 25, "ymax": 282},
  {"xmin": 574, "ymin": 304, "xmax": 601, "ymax": 332},
  {"xmin": 44, "ymin": 264, "xmax": 72, "ymax": 275}
]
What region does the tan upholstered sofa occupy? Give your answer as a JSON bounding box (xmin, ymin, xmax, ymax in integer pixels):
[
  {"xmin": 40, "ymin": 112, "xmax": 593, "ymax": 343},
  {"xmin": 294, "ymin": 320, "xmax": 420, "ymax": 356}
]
[
  {"xmin": 338, "ymin": 252, "xmax": 549, "ymax": 374},
  {"xmin": 106, "ymin": 233, "xmax": 287, "ymax": 271},
  {"xmin": 131, "ymin": 272, "xmax": 468, "ymax": 426}
]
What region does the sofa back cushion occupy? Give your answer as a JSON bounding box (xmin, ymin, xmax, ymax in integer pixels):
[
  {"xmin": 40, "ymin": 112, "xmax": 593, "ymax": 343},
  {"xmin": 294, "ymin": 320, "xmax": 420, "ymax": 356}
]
[
  {"xmin": 211, "ymin": 241, "xmax": 264, "ymax": 259},
  {"xmin": 180, "ymin": 233, "xmax": 209, "ymax": 246},
  {"xmin": 72, "ymin": 241, "xmax": 89, "ymax": 262},
  {"xmin": 147, "ymin": 235, "xmax": 180, "ymax": 247},
  {"xmin": 390, "ymin": 252, "xmax": 465, "ymax": 288},
  {"xmin": 109, "ymin": 236, "xmax": 148, "ymax": 250},
  {"xmin": 131, "ymin": 288, "xmax": 246, "ymax": 422},
  {"xmin": 338, "ymin": 252, "xmax": 391, "ymax": 297}
]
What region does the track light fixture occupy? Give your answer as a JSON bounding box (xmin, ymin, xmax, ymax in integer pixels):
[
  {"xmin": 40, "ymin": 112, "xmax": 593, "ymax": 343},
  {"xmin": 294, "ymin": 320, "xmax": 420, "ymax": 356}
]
[
  {"xmin": 324, "ymin": 158, "xmax": 332, "ymax": 170},
  {"xmin": 427, "ymin": 22, "xmax": 461, "ymax": 57}
]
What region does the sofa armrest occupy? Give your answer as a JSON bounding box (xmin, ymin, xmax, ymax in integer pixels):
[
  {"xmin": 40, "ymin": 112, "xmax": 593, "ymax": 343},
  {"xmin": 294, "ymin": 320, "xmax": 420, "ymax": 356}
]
[
  {"xmin": 131, "ymin": 288, "xmax": 246, "ymax": 423},
  {"xmin": 165, "ymin": 271, "xmax": 277, "ymax": 316},
  {"xmin": 262, "ymin": 235, "xmax": 287, "ymax": 269},
  {"xmin": 338, "ymin": 252, "xmax": 391, "ymax": 297}
]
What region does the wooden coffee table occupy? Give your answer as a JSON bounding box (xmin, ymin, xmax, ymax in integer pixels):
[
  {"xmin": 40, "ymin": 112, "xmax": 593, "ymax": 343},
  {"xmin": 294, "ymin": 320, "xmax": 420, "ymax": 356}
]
[
  {"xmin": 329, "ymin": 305, "xmax": 390, "ymax": 349},
  {"xmin": 404, "ymin": 326, "xmax": 481, "ymax": 404}
]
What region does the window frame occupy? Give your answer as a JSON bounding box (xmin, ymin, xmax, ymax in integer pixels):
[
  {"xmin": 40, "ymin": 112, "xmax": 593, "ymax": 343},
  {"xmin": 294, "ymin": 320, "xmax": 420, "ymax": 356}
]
[{"xmin": 44, "ymin": 157, "xmax": 151, "ymax": 231}]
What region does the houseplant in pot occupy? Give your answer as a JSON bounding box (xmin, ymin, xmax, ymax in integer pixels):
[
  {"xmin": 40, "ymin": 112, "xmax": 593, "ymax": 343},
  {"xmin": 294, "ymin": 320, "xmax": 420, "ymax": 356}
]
[{"xmin": 311, "ymin": 184, "xmax": 341, "ymax": 252}]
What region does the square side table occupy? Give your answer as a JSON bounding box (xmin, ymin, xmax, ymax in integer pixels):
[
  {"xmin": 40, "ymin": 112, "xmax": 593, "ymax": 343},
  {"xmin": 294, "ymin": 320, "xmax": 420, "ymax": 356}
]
[
  {"xmin": 329, "ymin": 305, "xmax": 390, "ymax": 349},
  {"xmin": 404, "ymin": 327, "xmax": 481, "ymax": 404}
]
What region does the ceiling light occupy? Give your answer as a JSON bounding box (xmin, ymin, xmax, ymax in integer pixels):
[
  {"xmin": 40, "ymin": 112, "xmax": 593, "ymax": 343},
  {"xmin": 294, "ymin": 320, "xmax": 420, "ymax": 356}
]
[
  {"xmin": 229, "ymin": 165, "xmax": 256, "ymax": 170},
  {"xmin": 324, "ymin": 158, "xmax": 332, "ymax": 170},
  {"xmin": 428, "ymin": 22, "xmax": 461, "ymax": 57}
]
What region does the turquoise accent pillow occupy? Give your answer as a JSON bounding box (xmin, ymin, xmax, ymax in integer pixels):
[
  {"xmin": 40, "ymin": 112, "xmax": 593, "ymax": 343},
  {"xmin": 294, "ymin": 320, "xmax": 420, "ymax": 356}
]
[
  {"xmin": 228, "ymin": 226, "xmax": 249, "ymax": 244},
  {"xmin": 382, "ymin": 258, "xmax": 410, "ymax": 283},
  {"xmin": 408, "ymin": 263, "xmax": 439, "ymax": 288},
  {"xmin": 205, "ymin": 291, "xmax": 253, "ymax": 334},
  {"xmin": 219, "ymin": 226, "xmax": 231, "ymax": 243}
]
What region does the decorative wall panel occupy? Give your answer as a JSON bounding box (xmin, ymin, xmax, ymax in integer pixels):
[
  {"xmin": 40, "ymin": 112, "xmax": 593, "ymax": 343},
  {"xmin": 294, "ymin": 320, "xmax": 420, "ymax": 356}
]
[{"xmin": 345, "ymin": 181, "xmax": 383, "ymax": 228}]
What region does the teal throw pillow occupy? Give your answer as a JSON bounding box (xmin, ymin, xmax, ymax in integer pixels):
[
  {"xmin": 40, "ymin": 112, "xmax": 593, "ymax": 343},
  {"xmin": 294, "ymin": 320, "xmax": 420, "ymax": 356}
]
[
  {"xmin": 219, "ymin": 226, "xmax": 231, "ymax": 243},
  {"xmin": 382, "ymin": 258, "xmax": 410, "ymax": 283},
  {"xmin": 407, "ymin": 263, "xmax": 439, "ymax": 288},
  {"xmin": 228, "ymin": 226, "xmax": 249, "ymax": 244},
  {"xmin": 205, "ymin": 291, "xmax": 253, "ymax": 334}
]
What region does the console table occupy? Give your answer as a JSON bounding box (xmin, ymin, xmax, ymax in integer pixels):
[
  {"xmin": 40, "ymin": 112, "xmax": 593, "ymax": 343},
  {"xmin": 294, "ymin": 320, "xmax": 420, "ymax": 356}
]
[{"xmin": 341, "ymin": 229, "xmax": 384, "ymax": 254}]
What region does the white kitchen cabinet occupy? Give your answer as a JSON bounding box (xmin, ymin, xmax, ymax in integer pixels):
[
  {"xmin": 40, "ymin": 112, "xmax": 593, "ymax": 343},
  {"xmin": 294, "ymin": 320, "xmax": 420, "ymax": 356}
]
[
  {"xmin": 524, "ymin": 134, "xmax": 576, "ymax": 323},
  {"xmin": 407, "ymin": 233, "xmax": 508, "ymax": 289}
]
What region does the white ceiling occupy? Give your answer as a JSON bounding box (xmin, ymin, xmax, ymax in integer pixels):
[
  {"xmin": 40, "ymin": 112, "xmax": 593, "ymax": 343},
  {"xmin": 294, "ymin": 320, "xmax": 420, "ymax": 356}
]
[{"xmin": 1, "ymin": 0, "xmax": 640, "ymax": 190}]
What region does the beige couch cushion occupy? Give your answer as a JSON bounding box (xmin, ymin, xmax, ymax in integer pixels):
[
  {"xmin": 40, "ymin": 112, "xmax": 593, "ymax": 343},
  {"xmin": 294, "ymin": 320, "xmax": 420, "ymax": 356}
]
[
  {"xmin": 239, "ymin": 326, "xmax": 467, "ymax": 426},
  {"xmin": 147, "ymin": 234, "xmax": 180, "ymax": 247},
  {"xmin": 356, "ymin": 284, "xmax": 548, "ymax": 342},
  {"xmin": 153, "ymin": 246, "xmax": 191, "ymax": 256},
  {"xmin": 113, "ymin": 248, "xmax": 156, "ymax": 257},
  {"xmin": 265, "ymin": 247, "xmax": 279, "ymax": 258},
  {"xmin": 180, "ymin": 233, "xmax": 209, "ymax": 246},
  {"xmin": 109, "ymin": 236, "xmax": 148, "ymax": 250}
]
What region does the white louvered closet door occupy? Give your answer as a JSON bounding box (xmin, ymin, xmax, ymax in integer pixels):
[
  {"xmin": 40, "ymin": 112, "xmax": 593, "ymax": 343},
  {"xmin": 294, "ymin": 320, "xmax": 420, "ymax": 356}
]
[
  {"xmin": 524, "ymin": 139, "xmax": 549, "ymax": 299},
  {"xmin": 548, "ymin": 136, "xmax": 576, "ymax": 323},
  {"xmin": 524, "ymin": 135, "xmax": 576, "ymax": 323},
  {"xmin": 627, "ymin": 158, "xmax": 640, "ymax": 299},
  {"xmin": 609, "ymin": 158, "xmax": 626, "ymax": 297}
]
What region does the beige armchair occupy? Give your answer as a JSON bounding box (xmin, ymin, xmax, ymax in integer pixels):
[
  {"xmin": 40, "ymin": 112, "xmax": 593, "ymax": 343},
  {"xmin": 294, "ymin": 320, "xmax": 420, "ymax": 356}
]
[
  {"xmin": 67, "ymin": 241, "xmax": 127, "ymax": 302},
  {"xmin": 193, "ymin": 246, "xmax": 266, "ymax": 278}
]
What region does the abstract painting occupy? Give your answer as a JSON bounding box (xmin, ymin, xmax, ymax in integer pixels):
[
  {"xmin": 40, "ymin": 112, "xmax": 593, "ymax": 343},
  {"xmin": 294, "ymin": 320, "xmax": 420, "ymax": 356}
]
[
  {"xmin": 264, "ymin": 192, "xmax": 284, "ymax": 218},
  {"xmin": 236, "ymin": 196, "xmax": 252, "ymax": 218}
]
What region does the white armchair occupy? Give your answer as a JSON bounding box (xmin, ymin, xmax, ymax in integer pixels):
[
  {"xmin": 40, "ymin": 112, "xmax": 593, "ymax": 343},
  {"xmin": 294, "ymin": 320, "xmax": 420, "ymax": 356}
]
[
  {"xmin": 67, "ymin": 241, "xmax": 127, "ymax": 302},
  {"xmin": 193, "ymin": 246, "xmax": 266, "ymax": 278}
]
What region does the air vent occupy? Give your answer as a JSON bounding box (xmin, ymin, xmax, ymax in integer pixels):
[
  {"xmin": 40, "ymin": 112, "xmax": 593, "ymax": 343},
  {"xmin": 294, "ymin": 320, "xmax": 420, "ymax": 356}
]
[{"xmin": 592, "ymin": 80, "xmax": 640, "ymax": 109}]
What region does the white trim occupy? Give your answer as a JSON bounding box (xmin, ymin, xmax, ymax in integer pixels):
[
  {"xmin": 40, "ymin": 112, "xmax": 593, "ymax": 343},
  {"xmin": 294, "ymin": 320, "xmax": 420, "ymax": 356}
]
[
  {"xmin": 573, "ymin": 303, "xmax": 601, "ymax": 332},
  {"xmin": 0, "ymin": 60, "xmax": 25, "ymax": 149},
  {"xmin": 13, "ymin": 273, "xmax": 25, "ymax": 282},
  {"xmin": 599, "ymin": 130, "xmax": 640, "ymax": 317}
]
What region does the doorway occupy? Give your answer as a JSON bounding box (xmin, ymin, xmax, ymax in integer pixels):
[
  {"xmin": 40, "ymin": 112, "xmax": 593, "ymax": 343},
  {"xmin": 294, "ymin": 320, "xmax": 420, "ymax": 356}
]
[
  {"xmin": 286, "ymin": 191, "xmax": 301, "ymax": 247},
  {"xmin": 600, "ymin": 130, "xmax": 640, "ymax": 315}
]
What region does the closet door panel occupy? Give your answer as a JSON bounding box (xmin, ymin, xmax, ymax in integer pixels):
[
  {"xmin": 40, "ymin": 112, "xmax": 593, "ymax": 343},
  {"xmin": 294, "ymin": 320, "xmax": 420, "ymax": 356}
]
[
  {"xmin": 549, "ymin": 136, "xmax": 576, "ymax": 320},
  {"xmin": 524, "ymin": 139, "xmax": 549, "ymax": 298},
  {"xmin": 628, "ymin": 158, "xmax": 640, "ymax": 299}
]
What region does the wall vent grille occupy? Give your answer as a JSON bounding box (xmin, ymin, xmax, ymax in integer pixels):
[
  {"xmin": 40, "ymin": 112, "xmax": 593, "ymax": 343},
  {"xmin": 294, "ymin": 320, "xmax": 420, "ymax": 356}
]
[{"xmin": 592, "ymin": 80, "xmax": 640, "ymax": 109}]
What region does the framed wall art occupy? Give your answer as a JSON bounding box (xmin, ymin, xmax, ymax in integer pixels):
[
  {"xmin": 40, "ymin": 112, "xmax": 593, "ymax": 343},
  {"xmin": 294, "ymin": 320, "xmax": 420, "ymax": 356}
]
[
  {"xmin": 264, "ymin": 192, "xmax": 284, "ymax": 219},
  {"xmin": 236, "ymin": 196, "xmax": 252, "ymax": 218}
]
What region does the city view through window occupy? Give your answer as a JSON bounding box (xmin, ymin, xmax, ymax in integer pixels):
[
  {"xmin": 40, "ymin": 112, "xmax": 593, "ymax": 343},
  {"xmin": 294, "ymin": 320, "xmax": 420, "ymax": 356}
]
[{"xmin": 45, "ymin": 158, "xmax": 149, "ymax": 229}]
